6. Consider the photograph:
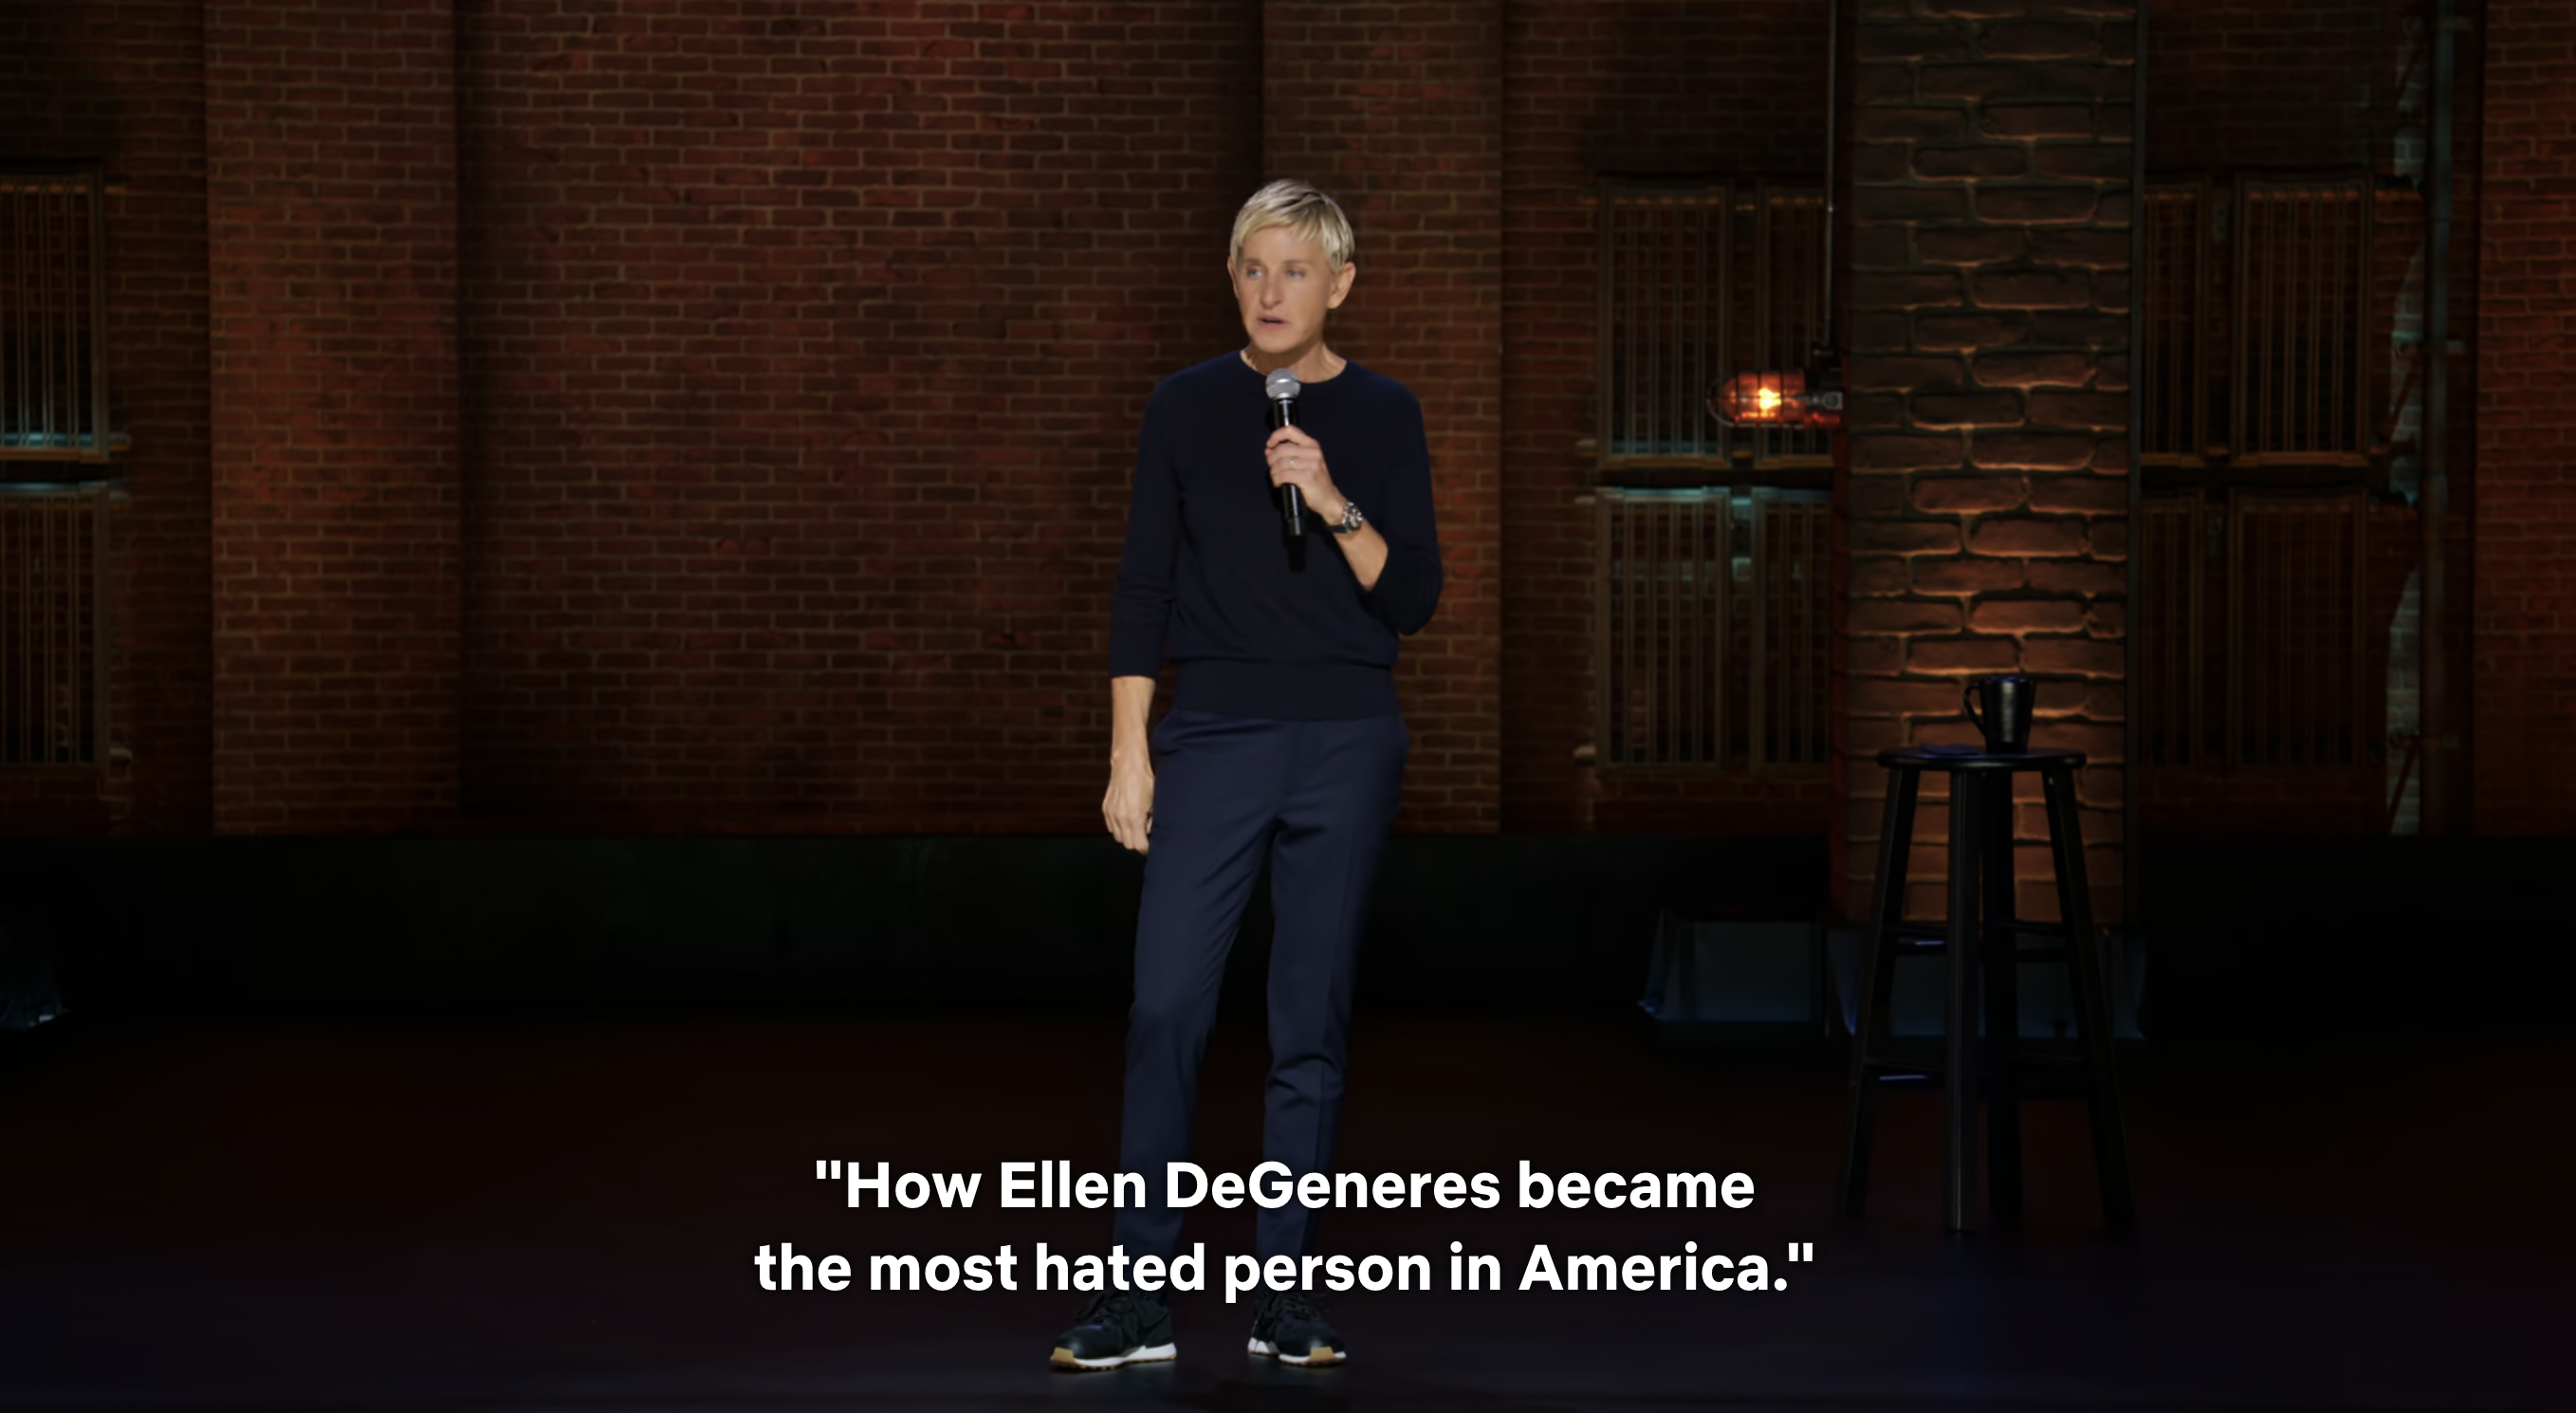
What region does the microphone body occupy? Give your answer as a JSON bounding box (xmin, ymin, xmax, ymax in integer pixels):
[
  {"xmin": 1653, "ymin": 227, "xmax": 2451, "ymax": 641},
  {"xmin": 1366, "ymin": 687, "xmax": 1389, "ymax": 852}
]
[{"xmin": 1263, "ymin": 368, "xmax": 1306, "ymax": 539}]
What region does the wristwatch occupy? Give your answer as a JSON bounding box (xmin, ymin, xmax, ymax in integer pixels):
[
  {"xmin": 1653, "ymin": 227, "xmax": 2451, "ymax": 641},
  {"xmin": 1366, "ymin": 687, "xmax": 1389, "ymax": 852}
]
[{"xmin": 1328, "ymin": 499, "xmax": 1365, "ymax": 536}]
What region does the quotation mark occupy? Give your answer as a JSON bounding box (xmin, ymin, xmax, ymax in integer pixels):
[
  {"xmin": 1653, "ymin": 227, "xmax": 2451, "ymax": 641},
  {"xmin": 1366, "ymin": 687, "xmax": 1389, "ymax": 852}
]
[
  {"xmin": 1786, "ymin": 1241, "xmax": 1815, "ymax": 1262},
  {"xmin": 816, "ymin": 1159, "xmax": 844, "ymax": 1180}
]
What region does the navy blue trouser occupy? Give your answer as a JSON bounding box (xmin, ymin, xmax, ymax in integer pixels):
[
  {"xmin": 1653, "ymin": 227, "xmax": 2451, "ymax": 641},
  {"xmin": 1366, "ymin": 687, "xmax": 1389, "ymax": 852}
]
[{"xmin": 1112, "ymin": 707, "xmax": 1409, "ymax": 1263}]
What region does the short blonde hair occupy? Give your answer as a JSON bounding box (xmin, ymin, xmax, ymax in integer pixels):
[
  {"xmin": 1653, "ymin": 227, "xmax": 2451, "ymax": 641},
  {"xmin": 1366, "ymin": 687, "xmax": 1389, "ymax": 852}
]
[{"xmin": 1228, "ymin": 179, "xmax": 1356, "ymax": 271}]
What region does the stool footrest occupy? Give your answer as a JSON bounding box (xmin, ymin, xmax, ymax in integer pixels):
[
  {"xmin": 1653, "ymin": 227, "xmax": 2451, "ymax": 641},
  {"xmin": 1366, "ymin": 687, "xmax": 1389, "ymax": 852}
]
[
  {"xmin": 1869, "ymin": 1073, "xmax": 2095, "ymax": 1101},
  {"xmin": 1861, "ymin": 1048, "xmax": 2097, "ymax": 1101},
  {"xmin": 1865, "ymin": 1044, "xmax": 2102, "ymax": 1101},
  {"xmin": 1862, "ymin": 1046, "xmax": 2089, "ymax": 1068},
  {"xmin": 1885, "ymin": 921, "xmax": 2076, "ymax": 958}
]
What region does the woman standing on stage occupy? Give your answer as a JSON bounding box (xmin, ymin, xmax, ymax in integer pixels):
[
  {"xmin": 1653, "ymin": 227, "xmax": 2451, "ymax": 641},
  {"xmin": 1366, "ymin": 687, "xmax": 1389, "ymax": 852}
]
[{"xmin": 1049, "ymin": 179, "xmax": 1443, "ymax": 1372}]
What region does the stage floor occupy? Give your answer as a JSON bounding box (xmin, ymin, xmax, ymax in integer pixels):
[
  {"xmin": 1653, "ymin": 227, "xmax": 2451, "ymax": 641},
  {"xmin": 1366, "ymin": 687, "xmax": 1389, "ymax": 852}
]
[{"xmin": 2, "ymin": 1012, "xmax": 2566, "ymax": 1411}]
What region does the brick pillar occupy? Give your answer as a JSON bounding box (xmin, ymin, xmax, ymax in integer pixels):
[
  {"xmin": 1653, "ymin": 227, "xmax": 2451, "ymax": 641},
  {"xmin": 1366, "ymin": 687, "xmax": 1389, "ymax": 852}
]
[
  {"xmin": 2474, "ymin": 0, "xmax": 2576, "ymax": 834},
  {"xmin": 208, "ymin": 1, "xmax": 461, "ymax": 832},
  {"xmin": 1262, "ymin": 1, "xmax": 1504, "ymax": 832},
  {"xmin": 1838, "ymin": 3, "xmax": 2134, "ymax": 924}
]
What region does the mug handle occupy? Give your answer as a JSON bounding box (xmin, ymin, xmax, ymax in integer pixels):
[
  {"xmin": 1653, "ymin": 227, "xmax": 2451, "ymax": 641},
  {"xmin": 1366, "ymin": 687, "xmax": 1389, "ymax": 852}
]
[{"xmin": 1963, "ymin": 682, "xmax": 1985, "ymax": 735}]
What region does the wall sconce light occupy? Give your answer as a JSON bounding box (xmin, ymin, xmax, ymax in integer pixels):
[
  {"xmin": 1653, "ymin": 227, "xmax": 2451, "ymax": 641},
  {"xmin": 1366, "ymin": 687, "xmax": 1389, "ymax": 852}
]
[{"xmin": 1708, "ymin": 347, "xmax": 1844, "ymax": 432}]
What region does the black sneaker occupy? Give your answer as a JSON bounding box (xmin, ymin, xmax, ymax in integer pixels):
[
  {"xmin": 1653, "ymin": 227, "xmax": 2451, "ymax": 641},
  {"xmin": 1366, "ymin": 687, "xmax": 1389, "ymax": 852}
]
[
  {"xmin": 1246, "ymin": 1289, "xmax": 1346, "ymax": 1367},
  {"xmin": 1049, "ymin": 1291, "xmax": 1175, "ymax": 1371}
]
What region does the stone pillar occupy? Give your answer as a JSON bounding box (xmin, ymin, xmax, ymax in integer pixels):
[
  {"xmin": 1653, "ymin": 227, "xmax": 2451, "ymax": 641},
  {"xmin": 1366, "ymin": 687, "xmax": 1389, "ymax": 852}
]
[{"xmin": 1838, "ymin": 2, "xmax": 2135, "ymax": 923}]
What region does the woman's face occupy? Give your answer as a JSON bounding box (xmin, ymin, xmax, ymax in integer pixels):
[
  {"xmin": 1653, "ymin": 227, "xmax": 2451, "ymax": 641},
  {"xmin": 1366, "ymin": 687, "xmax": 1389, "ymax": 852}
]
[{"xmin": 1229, "ymin": 224, "xmax": 1355, "ymax": 361}]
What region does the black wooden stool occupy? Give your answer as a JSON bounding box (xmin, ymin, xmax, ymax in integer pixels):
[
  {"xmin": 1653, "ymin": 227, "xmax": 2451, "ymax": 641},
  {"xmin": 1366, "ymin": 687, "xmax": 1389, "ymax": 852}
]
[{"xmin": 1839, "ymin": 746, "xmax": 2136, "ymax": 1232}]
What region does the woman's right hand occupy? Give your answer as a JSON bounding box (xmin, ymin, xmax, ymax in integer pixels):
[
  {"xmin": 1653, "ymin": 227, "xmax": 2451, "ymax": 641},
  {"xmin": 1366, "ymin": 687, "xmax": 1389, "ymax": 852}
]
[{"xmin": 1103, "ymin": 757, "xmax": 1155, "ymax": 854}]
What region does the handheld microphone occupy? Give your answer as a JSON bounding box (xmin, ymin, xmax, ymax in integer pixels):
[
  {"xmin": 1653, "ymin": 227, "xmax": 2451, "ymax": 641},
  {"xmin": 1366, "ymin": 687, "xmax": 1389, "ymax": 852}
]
[{"xmin": 1263, "ymin": 367, "xmax": 1306, "ymax": 540}]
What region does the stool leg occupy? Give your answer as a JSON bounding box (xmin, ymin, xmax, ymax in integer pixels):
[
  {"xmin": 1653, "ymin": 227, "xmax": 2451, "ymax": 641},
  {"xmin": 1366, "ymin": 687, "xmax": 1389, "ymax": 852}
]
[
  {"xmin": 1943, "ymin": 774, "xmax": 1980, "ymax": 1235},
  {"xmin": 2043, "ymin": 766, "xmax": 2138, "ymax": 1230},
  {"xmin": 1840, "ymin": 767, "xmax": 1919, "ymax": 1218},
  {"xmin": 1981, "ymin": 771, "xmax": 2023, "ymax": 1223}
]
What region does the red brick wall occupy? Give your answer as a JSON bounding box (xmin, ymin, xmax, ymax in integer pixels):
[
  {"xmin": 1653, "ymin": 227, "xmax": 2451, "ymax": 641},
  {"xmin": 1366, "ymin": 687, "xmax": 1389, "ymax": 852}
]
[
  {"xmin": 1499, "ymin": 0, "xmax": 1831, "ymax": 834},
  {"xmin": 1840, "ymin": 1, "xmax": 2136, "ymax": 924},
  {"xmin": 2474, "ymin": 0, "xmax": 2576, "ymax": 834},
  {"xmin": 1262, "ymin": 1, "xmax": 1504, "ymax": 831},
  {"xmin": 2145, "ymin": 0, "xmax": 2391, "ymax": 172},
  {"xmin": 0, "ymin": 2, "xmax": 213, "ymax": 836},
  {"xmin": 453, "ymin": 1, "xmax": 1260, "ymax": 832},
  {"xmin": 15, "ymin": 1, "xmax": 2567, "ymax": 843},
  {"xmin": 207, "ymin": 1, "xmax": 463, "ymax": 833}
]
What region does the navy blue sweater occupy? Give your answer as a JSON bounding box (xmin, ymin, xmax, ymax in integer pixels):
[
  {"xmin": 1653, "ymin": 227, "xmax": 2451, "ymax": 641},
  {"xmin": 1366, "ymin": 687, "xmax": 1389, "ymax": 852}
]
[{"xmin": 1109, "ymin": 353, "xmax": 1444, "ymax": 719}]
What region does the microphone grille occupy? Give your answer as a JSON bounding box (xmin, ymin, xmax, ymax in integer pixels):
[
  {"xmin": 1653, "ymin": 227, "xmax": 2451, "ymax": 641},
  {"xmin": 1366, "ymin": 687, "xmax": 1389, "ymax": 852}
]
[{"xmin": 1264, "ymin": 368, "xmax": 1301, "ymax": 401}]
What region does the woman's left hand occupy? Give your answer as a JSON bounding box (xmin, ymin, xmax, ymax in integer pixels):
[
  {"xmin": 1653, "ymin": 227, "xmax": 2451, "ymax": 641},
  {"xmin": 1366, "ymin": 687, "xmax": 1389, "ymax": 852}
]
[{"xmin": 1266, "ymin": 426, "xmax": 1345, "ymax": 524}]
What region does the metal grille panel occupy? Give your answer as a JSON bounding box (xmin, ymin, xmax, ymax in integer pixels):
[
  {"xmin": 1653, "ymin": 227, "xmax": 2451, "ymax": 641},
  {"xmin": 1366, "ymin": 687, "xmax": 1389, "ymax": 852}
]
[
  {"xmin": 1751, "ymin": 491, "xmax": 1829, "ymax": 767},
  {"xmin": 0, "ymin": 170, "xmax": 110, "ymax": 462},
  {"xmin": 2140, "ymin": 183, "xmax": 2208, "ymax": 464},
  {"xmin": 1598, "ymin": 488, "xmax": 1730, "ymax": 766},
  {"xmin": 1593, "ymin": 488, "xmax": 1828, "ymax": 770},
  {"xmin": 0, "ymin": 486, "xmax": 107, "ymax": 766},
  {"xmin": 1748, "ymin": 186, "xmax": 1831, "ymax": 470},
  {"xmin": 1599, "ymin": 181, "xmax": 1828, "ymax": 470},
  {"xmin": 2232, "ymin": 175, "xmax": 2372, "ymax": 466},
  {"xmin": 2137, "ymin": 493, "xmax": 2205, "ymax": 766},
  {"xmin": 1602, "ymin": 187, "xmax": 1728, "ymax": 463},
  {"xmin": 2226, "ymin": 488, "xmax": 2366, "ymax": 768}
]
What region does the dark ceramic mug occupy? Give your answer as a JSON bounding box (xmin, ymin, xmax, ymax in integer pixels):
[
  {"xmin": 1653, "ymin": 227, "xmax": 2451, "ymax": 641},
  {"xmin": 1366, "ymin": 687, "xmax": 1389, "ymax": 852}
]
[{"xmin": 1963, "ymin": 673, "xmax": 2035, "ymax": 753}]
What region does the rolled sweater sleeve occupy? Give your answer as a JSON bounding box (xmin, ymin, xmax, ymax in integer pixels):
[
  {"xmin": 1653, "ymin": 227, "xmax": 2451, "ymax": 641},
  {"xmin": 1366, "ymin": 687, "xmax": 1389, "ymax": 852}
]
[
  {"xmin": 1358, "ymin": 395, "xmax": 1444, "ymax": 636},
  {"xmin": 1108, "ymin": 389, "xmax": 1178, "ymax": 678}
]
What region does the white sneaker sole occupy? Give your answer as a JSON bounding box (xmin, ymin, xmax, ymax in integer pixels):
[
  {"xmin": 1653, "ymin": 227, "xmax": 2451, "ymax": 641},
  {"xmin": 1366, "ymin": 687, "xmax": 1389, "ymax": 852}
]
[
  {"xmin": 1051, "ymin": 1342, "xmax": 1176, "ymax": 1371},
  {"xmin": 1248, "ymin": 1337, "xmax": 1345, "ymax": 1367}
]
